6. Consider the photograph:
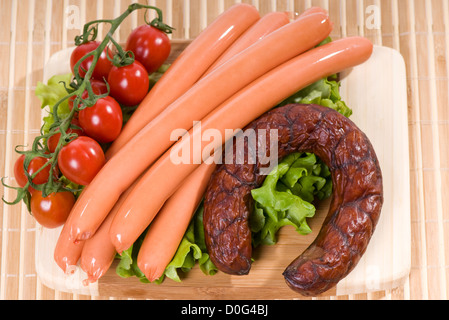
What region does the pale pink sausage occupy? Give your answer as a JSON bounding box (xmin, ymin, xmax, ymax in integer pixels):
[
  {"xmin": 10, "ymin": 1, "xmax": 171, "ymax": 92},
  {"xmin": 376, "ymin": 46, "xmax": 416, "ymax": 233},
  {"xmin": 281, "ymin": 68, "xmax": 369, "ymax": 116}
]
[
  {"xmin": 137, "ymin": 162, "xmax": 216, "ymax": 282},
  {"xmin": 54, "ymin": 223, "xmax": 84, "ymax": 274},
  {"xmin": 203, "ymin": 11, "xmax": 290, "ymax": 75}
]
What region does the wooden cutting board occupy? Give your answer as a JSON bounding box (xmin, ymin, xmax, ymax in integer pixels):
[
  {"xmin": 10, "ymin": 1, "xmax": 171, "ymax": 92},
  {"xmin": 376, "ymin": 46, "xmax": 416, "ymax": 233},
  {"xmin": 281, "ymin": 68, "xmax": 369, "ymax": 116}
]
[{"xmin": 35, "ymin": 43, "xmax": 411, "ymax": 299}]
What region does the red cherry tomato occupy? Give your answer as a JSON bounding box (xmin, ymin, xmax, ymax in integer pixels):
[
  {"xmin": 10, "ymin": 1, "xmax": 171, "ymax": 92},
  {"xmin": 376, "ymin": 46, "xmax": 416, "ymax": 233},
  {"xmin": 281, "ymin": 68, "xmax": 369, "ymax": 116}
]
[
  {"xmin": 58, "ymin": 136, "xmax": 105, "ymax": 186},
  {"xmin": 79, "ymin": 96, "xmax": 123, "ymax": 143},
  {"xmin": 108, "ymin": 60, "xmax": 149, "ymax": 106},
  {"xmin": 70, "ymin": 41, "xmax": 113, "ymax": 80},
  {"xmin": 47, "ymin": 118, "xmax": 85, "ymax": 153},
  {"xmin": 31, "ymin": 191, "xmax": 75, "ymax": 228},
  {"xmin": 68, "ymin": 79, "xmax": 109, "ymax": 112},
  {"xmin": 14, "ymin": 154, "xmax": 57, "ymax": 193},
  {"xmin": 125, "ymin": 25, "xmax": 171, "ymax": 74}
]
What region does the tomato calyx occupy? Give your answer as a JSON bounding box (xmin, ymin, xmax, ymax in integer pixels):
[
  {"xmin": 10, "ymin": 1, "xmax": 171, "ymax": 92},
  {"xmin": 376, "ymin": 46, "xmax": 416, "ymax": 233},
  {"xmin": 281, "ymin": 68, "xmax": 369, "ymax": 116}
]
[
  {"xmin": 143, "ymin": 6, "xmax": 175, "ymax": 34},
  {"xmin": 108, "ymin": 43, "xmax": 136, "ymax": 68},
  {"xmin": 70, "ymin": 79, "xmax": 110, "ymax": 113},
  {"xmin": 47, "ymin": 118, "xmax": 85, "ymax": 153}
]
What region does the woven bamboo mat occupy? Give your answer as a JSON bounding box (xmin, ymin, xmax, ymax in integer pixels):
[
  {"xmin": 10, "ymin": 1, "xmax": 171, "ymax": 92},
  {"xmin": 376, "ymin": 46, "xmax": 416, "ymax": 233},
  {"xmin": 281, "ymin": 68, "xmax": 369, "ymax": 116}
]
[{"xmin": 0, "ymin": 0, "xmax": 447, "ymax": 300}]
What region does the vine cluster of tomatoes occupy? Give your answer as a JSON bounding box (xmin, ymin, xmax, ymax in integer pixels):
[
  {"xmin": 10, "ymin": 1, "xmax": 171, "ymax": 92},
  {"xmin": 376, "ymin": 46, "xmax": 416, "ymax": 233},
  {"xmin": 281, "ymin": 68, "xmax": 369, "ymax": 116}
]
[{"xmin": 3, "ymin": 4, "xmax": 173, "ymax": 229}]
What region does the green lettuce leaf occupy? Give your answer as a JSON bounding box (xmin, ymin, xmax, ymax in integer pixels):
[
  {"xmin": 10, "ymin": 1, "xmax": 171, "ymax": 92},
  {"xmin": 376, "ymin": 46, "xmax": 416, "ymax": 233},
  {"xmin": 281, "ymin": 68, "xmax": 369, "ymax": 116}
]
[
  {"xmin": 250, "ymin": 153, "xmax": 331, "ymax": 247},
  {"xmin": 160, "ymin": 213, "xmax": 216, "ymax": 283},
  {"xmin": 278, "ymin": 76, "xmax": 352, "ymax": 117},
  {"xmin": 192, "ymin": 205, "xmax": 218, "ymax": 276},
  {"xmin": 35, "ymin": 73, "xmax": 73, "ymax": 135},
  {"xmin": 115, "ymin": 204, "xmax": 217, "ymax": 284},
  {"xmin": 250, "ymin": 71, "xmax": 349, "ymax": 248},
  {"xmin": 162, "ymin": 223, "xmax": 202, "ymax": 283},
  {"xmin": 115, "ymin": 231, "xmax": 148, "ymax": 282}
]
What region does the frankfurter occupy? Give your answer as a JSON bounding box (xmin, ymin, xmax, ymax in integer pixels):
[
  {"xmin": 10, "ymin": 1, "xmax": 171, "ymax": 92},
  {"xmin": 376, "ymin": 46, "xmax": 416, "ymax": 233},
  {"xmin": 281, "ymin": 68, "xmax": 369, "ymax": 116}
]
[
  {"xmin": 54, "ymin": 223, "xmax": 84, "ymax": 274},
  {"xmin": 65, "ymin": 11, "xmax": 332, "ymax": 243},
  {"xmin": 79, "ymin": 209, "xmax": 117, "ymax": 286},
  {"xmin": 204, "ymin": 6, "xmax": 331, "ymax": 75},
  {"xmin": 109, "ymin": 37, "xmax": 373, "ymax": 254},
  {"xmin": 78, "ymin": 204, "xmax": 118, "ymax": 285},
  {"xmin": 105, "ymin": 3, "xmax": 261, "ymax": 159},
  {"xmin": 203, "ymin": 11, "xmax": 290, "ymax": 75},
  {"xmin": 78, "ymin": 174, "xmax": 144, "ymax": 285},
  {"xmin": 137, "ymin": 162, "xmax": 216, "ymax": 282}
]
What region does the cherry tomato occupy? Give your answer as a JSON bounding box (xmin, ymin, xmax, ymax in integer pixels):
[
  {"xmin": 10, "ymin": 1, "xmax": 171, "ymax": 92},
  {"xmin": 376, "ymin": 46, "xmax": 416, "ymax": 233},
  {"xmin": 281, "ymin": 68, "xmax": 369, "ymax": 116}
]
[
  {"xmin": 47, "ymin": 118, "xmax": 85, "ymax": 153},
  {"xmin": 79, "ymin": 96, "xmax": 123, "ymax": 143},
  {"xmin": 31, "ymin": 190, "xmax": 75, "ymax": 228},
  {"xmin": 14, "ymin": 154, "xmax": 57, "ymax": 193},
  {"xmin": 108, "ymin": 60, "xmax": 149, "ymax": 106},
  {"xmin": 68, "ymin": 79, "xmax": 109, "ymax": 112},
  {"xmin": 58, "ymin": 136, "xmax": 105, "ymax": 186},
  {"xmin": 70, "ymin": 41, "xmax": 113, "ymax": 80},
  {"xmin": 125, "ymin": 25, "xmax": 171, "ymax": 74}
]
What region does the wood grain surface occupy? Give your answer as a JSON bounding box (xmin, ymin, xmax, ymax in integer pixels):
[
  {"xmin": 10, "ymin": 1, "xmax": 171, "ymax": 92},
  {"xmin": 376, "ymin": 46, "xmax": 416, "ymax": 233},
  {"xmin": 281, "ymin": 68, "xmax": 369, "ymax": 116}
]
[{"xmin": 0, "ymin": 0, "xmax": 448, "ymax": 300}]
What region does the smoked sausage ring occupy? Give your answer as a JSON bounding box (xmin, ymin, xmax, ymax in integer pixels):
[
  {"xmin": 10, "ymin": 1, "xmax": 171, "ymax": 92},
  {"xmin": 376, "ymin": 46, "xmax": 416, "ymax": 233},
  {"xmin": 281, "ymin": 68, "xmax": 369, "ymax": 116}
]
[{"xmin": 203, "ymin": 104, "xmax": 383, "ymax": 296}]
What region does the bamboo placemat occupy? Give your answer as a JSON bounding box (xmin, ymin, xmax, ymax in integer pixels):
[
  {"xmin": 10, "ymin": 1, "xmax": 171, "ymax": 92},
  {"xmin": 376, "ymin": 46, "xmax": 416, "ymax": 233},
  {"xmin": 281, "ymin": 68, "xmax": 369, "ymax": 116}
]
[{"xmin": 0, "ymin": 0, "xmax": 447, "ymax": 300}]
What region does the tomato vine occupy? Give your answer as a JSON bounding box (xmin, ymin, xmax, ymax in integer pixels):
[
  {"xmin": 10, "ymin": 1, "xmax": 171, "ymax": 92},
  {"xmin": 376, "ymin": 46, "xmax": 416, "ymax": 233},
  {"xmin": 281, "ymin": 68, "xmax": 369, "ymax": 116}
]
[{"xmin": 2, "ymin": 3, "xmax": 173, "ymax": 212}]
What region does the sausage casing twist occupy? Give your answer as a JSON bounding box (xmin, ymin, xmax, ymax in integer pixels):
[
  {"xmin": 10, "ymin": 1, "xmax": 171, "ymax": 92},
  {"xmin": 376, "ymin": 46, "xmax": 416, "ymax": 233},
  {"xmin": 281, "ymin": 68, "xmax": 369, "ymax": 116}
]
[{"xmin": 203, "ymin": 104, "xmax": 383, "ymax": 296}]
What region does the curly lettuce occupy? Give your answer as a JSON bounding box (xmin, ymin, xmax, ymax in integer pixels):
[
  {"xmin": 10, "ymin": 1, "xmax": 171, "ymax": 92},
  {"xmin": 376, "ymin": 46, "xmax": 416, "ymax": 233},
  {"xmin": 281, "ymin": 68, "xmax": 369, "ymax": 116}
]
[
  {"xmin": 249, "ymin": 74, "xmax": 350, "ymax": 248},
  {"xmin": 116, "ymin": 205, "xmax": 217, "ymax": 284},
  {"xmin": 250, "ymin": 153, "xmax": 332, "ymax": 247},
  {"xmin": 278, "ymin": 76, "xmax": 352, "ymax": 117},
  {"xmin": 35, "ymin": 73, "xmax": 73, "ymax": 135}
]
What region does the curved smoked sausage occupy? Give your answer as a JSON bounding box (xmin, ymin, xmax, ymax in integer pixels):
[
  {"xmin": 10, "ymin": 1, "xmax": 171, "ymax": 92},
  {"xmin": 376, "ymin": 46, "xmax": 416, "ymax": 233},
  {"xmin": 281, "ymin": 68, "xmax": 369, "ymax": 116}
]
[{"xmin": 203, "ymin": 104, "xmax": 383, "ymax": 296}]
